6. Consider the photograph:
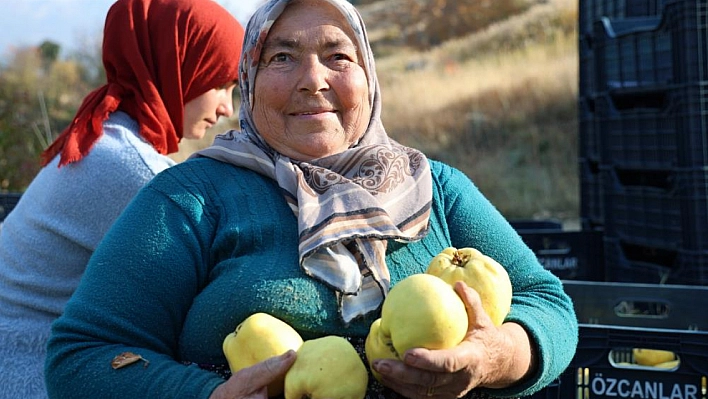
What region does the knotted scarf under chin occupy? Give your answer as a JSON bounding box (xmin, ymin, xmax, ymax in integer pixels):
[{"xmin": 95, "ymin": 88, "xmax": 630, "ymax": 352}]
[{"xmin": 195, "ymin": 130, "xmax": 432, "ymax": 323}]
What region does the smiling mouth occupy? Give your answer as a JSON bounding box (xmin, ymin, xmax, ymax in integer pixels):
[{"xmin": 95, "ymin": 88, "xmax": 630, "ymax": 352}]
[{"xmin": 291, "ymin": 107, "xmax": 336, "ymax": 116}]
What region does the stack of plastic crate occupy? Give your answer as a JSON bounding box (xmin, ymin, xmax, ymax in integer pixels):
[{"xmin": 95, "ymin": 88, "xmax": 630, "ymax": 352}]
[
  {"xmin": 578, "ymin": 0, "xmax": 674, "ymax": 231},
  {"xmin": 577, "ymin": 0, "xmax": 641, "ymax": 230},
  {"xmin": 582, "ymin": 0, "xmax": 708, "ymax": 285}
]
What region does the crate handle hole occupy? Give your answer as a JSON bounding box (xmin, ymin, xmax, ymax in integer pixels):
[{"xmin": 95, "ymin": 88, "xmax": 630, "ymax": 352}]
[
  {"xmin": 614, "ymin": 299, "xmax": 670, "ymax": 319},
  {"xmin": 610, "ymin": 89, "xmax": 668, "ymax": 111},
  {"xmin": 609, "ymin": 347, "xmax": 679, "ymax": 371}
]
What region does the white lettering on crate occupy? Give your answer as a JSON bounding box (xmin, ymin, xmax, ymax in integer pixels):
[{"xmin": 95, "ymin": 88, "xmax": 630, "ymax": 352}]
[
  {"xmin": 590, "ymin": 375, "xmax": 698, "ymax": 399},
  {"xmin": 538, "ymin": 256, "xmax": 577, "ymax": 270}
]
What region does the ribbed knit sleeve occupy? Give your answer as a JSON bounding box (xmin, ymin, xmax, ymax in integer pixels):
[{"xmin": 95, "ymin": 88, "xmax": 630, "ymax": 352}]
[{"xmin": 44, "ymin": 163, "xmax": 227, "ymax": 399}]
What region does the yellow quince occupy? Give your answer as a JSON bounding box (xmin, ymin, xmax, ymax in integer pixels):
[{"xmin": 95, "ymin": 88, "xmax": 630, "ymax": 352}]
[
  {"xmin": 222, "ymin": 312, "xmax": 303, "ymax": 397},
  {"xmin": 284, "ymin": 335, "xmax": 368, "ymax": 399},
  {"xmin": 427, "ymin": 247, "xmax": 512, "ymax": 326},
  {"xmin": 633, "ymin": 348, "xmax": 676, "ymax": 367},
  {"xmin": 365, "ymin": 273, "xmax": 468, "ymax": 381}
]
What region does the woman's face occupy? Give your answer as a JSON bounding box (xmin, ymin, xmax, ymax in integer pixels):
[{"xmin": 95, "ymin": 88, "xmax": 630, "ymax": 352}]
[
  {"xmin": 183, "ymin": 83, "xmax": 236, "ymax": 140},
  {"xmin": 251, "ymin": 0, "xmax": 371, "ymax": 161}
]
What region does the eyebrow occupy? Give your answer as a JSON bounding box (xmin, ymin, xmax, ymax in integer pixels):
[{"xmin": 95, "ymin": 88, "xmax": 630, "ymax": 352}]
[{"xmin": 264, "ymin": 36, "xmax": 357, "ymax": 53}]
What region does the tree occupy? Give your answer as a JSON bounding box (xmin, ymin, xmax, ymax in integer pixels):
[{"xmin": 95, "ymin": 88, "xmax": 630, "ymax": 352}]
[{"xmin": 39, "ymin": 40, "xmax": 61, "ymax": 67}]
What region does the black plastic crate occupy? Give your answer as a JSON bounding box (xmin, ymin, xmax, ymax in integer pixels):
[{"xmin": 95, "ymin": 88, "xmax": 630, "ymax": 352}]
[
  {"xmin": 604, "ymin": 237, "xmax": 708, "ymax": 285},
  {"xmin": 0, "ymin": 193, "xmax": 21, "ymax": 222},
  {"xmin": 580, "ymin": 158, "xmax": 604, "ymax": 229},
  {"xmin": 563, "ymin": 280, "xmax": 708, "ymax": 329},
  {"xmin": 561, "ymin": 324, "xmax": 708, "ymax": 399},
  {"xmin": 511, "ymin": 221, "xmax": 605, "ymax": 281},
  {"xmin": 601, "ymin": 167, "xmax": 682, "ymax": 248},
  {"xmin": 525, "ymin": 281, "xmax": 708, "ymax": 398},
  {"xmin": 594, "ymin": 0, "xmax": 708, "ymax": 94},
  {"xmin": 547, "ymin": 281, "xmax": 708, "ymax": 399},
  {"xmin": 579, "ymin": 0, "xmax": 665, "ymax": 38},
  {"xmin": 594, "ymin": 15, "xmax": 672, "ymax": 93},
  {"xmin": 601, "ymin": 167, "xmax": 708, "ymax": 252},
  {"xmin": 595, "ymin": 84, "xmax": 708, "ymax": 169},
  {"xmin": 594, "ymin": 90, "xmax": 678, "ymax": 170}
]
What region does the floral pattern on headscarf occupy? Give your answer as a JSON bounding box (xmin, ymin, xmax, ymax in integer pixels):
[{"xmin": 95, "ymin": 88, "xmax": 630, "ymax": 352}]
[{"xmin": 195, "ymin": 0, "xmax": 432, "ymax": 323}]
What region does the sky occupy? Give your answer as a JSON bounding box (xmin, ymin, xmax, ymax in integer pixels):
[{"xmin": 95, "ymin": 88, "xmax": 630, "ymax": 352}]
[{"xmin": 0, "ymin": 0, "xmax": 264, "ymax": 60}]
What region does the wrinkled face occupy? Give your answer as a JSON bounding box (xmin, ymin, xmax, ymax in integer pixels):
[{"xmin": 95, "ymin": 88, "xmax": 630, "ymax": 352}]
[
  {"xmin": 251, "ymin": 0, "xmax": 371, "ymax": 161},
  {"xmin": 183, "ymin": 83, "xmax": 236, "ymax": 140}
]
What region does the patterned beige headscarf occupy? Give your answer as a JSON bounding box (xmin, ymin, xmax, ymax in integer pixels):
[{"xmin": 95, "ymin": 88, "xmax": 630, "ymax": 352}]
[{"xmin": 195, "ymin": 0, "xmax": 432, "ymax": 323}]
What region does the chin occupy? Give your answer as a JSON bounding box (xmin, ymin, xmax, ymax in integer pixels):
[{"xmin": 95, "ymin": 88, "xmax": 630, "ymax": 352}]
[{"xmin": 184, "ymin": 130, "xmax": 207, "ymax": 141}]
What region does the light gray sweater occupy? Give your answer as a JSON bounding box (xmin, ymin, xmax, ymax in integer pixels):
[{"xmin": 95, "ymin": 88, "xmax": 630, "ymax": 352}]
[{"xmin": 0, "ymin": 111, "xmax": 176, "ymax": 399}]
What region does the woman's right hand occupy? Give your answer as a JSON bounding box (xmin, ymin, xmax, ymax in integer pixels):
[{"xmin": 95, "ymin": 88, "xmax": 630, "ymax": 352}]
[{"xmin": 209, "ymin": 350, "xmax": 297, "ymax": 399}]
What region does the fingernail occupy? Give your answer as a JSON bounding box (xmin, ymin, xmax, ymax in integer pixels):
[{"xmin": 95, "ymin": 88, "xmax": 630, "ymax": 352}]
[{"xmin": 373, "ymin": 360, "xmax": 390, "ymax": 374}]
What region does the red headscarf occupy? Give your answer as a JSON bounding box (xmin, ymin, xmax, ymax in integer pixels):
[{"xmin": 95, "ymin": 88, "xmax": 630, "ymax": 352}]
[{"xmin": 41, "ymin": 0, "xmax": 244, "ymax": 167}]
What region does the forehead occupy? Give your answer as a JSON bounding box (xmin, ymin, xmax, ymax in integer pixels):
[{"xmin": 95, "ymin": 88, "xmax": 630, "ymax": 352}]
[{"xmin": 266, "ymin": 0, "xmax": 357, "ymax": 46}]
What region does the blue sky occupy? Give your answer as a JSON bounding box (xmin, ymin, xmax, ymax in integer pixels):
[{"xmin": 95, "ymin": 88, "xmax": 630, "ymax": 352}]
[{"xmin": 0, "ymin": 0, "xmax": 262, "ymax": 60}]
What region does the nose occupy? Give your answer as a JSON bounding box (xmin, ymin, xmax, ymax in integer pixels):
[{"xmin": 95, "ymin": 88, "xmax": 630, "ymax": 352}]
[
  {"xmin": 217, "ymin": 88, "xmax": 235, "ymax": 118},
  {"xmin": 297, "ymin": 55, "xmax": 329, "ymax": 94}
]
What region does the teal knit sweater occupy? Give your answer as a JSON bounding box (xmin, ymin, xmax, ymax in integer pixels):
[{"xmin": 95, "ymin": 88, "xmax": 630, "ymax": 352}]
[{"xmin": 45, "ymin": 157, "xmax": 577, "ymax": 399}]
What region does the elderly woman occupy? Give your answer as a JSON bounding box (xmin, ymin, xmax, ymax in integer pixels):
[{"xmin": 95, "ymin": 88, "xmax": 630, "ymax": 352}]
[{"xmin": 44, "ymin": 0, "xmax": 577, "ymax": 398}]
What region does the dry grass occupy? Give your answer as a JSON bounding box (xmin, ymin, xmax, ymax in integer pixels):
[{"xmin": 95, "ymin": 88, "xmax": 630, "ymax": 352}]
[
  {"xmin": 379, "ymin": 35, "xmax": 577, "ymax": 149},
  {"xmin": 174, "ymin": 0, "xmax": 580, "ymax": 221},
  {"xmin": 169, "ymin": 116, "xmax": 240, "ymax": 163}
]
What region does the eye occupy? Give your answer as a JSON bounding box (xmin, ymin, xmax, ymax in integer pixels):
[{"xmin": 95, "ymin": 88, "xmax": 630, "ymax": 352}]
[
  {"xmin": 259, "ymin": 49, "xmax": 295, "ymax": 70},
  {"xmin": 331, "ymin": 53, "xmax": 351, "ymax": 61},
  {"xmin": 269, "ymin": 52, "xmax": 290, "ymax": 64},
  {"xmin": 327, "ymin": 44, "xmax": 359, "ymax": 65},
  {"xmin": 327, "ymin": 51, "xmax": 359, "ymax": 71}
]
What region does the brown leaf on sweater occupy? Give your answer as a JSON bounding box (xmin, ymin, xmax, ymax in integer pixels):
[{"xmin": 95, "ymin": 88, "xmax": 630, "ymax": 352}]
[{"xmin": 111, "ymin": 352, "xmax": 150, "ymax": 369}]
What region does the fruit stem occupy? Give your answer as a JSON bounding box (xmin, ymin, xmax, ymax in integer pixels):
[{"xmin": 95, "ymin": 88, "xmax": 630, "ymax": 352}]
[{"xmin": 452, "ymin": 251, "xmax": 468, "ymax": 267}]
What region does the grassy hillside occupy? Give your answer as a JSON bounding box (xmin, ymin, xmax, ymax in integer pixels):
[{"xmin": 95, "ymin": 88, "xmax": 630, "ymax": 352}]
[{"xmin": 175, "ymin": 0, "xmax": 580, "ymax": 223}]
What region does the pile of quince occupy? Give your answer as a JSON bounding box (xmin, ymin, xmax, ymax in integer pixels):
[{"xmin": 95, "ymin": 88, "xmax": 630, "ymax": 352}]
[
  {"xmin": 222, "ymin": 312, "xmax": 368, "ymax": 399},
  {"xmin": 365, "ymin": 246, "xmax": 513, "ymax": 381},
  {"xmin": 222, "ymin": 247, "xmax": 513, "ymax": 397}
]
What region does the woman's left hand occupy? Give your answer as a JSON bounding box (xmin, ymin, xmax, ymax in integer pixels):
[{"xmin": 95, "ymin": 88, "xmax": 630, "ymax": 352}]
[{"xmin": 372, "ymin": 282, "xmax": 534, "ymax": 399}]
